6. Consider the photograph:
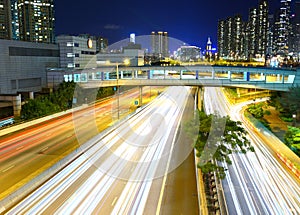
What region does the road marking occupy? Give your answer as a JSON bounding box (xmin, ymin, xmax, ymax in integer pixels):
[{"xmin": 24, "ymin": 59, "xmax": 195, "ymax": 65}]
[
  {"xmin": 2, "ymin": 165, "xmax": 15, "ymax": 173},
  {"xmin": 16, "ymin": 146, "xmax": 24, "ymax": 150},
  {"xmin": 40, "ymin": 146, "xmax": 49, "ymax": 152},
  {"xmin": 111, "ymin": 197, "xmax": 118, "ymax": 206}
]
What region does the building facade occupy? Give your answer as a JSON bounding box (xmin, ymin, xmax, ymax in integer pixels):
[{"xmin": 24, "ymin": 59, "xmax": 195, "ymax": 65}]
[
  {"xmin": 274, "ymin": 0, "xmax": 292, "ymax": 55},
  {"xmin": 0, "ymin": 39, "xmax": 59, "ymax": 94},
  {"xmin": 0, "ymin": 0, "xmax": 12, "ymax": 40},
  {"xmin": 175, "ymin": 45, "xmax": 201, "ymax": 62},
  {"xmin": 17, "ymin": 0, "xmax": 55, "ymax": 43},
  {"xmin": 217, "ymin": 0, "xmax": 268, "ymax": 61},
  {"xmin": 10, "ymin": 0, "xmax": 19, "ymax": 40},
  {"xmin": 56, "ymin": 35, "xmax": 97, "ymax": 70},
  {"xmin": 151, "ymin": 31, "xmax": 169, "ymax": 58}
]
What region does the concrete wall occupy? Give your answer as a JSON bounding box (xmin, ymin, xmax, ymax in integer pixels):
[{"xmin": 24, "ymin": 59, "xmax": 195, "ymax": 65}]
[{"xmin": 0, "ymin": 39, "xmax": 59, "ymax": 94}]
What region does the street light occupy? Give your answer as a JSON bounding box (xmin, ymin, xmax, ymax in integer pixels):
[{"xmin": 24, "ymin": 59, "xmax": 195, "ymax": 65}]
[
  {"xmin": 293, "ymin": 114, "xmax": 297, "ymax": 126},
  {"xmin": 116, "ymin": 59, "xmax": 130, "ymax": 120}
]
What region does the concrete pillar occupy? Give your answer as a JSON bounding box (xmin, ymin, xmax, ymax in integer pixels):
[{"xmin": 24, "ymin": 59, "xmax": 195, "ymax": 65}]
[
  {"xmin": 277, "ymin": 74, "xmax": 280, "ymax": 82},
  {"xmin": 29, "ymin": 92, "xmax": 34, "ymax": 100},
  {"xmin": 228, "ymin": 71, "xmax": 231, "ymax": 79},
  {"xmin": 282, "ymin": 75, "xmax": 285, "ymax": 83},
  {"xmin": 132, "ymin": 71, "xmax": 135, "ymax": 79},
  {"xmin": 196, "ymin": 70, "xmax": 199, "ymax": 80},
  {"xmin": 121, "ymin": 71, "xmax": 124, "ymax": 79},
  {"xmin": 135, "ymin": 70, "xmax": 138, "ymax": 78},
  {"xmin": 198, "ymin": 87, "xmax": 203, "ymax": 111},
  {"xmin": 212, "ymin": 70, "xmax": 215, "ymax": 79},
  {"xmin": 139, "ymin": 86, "xmax": 143, "ymax": 106},
  {"xmin": 180, "ymin": 70, "xmax": 183, "ymax": 80},
  {"xmin": 13, "ymin": 94, "xmax": 21, "ymax": 117}
]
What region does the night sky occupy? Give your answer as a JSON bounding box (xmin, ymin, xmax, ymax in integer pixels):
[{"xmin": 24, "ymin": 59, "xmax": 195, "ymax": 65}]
[{"xmin": 55, "ymin": 0, "xmax": 281, "ymax": 50}]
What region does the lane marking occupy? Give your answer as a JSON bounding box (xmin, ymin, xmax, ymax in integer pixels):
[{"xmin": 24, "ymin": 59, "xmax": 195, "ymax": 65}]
[
  {"xmin": 16, "ymin": 146, "xmax": 24, "ymax": 151},
  {"xmin": 2, "ymin": 165, "xmax": 15, "ymax": 173},
  {"xmin": 111, "ymin": 197, "xmax": 118, "ymax": 206},
  {"xmin": 40, "ymin": 146, "xmax": 49, "ymax": 152}
]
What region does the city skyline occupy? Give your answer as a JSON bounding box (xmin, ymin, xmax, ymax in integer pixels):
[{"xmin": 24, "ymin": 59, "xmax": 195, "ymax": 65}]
[{"xmin": 55, "ymin": 0, "xmax": 282, "ymax": 49}]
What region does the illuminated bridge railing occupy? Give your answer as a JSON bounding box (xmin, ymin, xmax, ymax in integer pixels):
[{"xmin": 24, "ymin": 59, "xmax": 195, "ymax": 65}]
[{"xmin": 54, "ymin": 66, "xmax": 300, "ymax": 91}]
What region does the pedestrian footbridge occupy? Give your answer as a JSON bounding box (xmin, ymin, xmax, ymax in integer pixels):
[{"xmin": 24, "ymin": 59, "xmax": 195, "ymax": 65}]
[{"xmin": 54, "ymin": 65, "xmax": 300, "ymax": 91}]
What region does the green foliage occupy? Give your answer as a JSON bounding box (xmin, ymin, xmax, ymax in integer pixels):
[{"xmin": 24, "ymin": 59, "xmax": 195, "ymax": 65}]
[
  {"xmin": 247, "ymin": 103, "xmax": 264, "ymax": 119},
  {"xmin": 21, "ymin": 81, "xmax": 116, "ymax": 120},
  {"xmin": 284, "ymin": 126, "xmax": 300, "ymax": 156},
  {"xmin": 279, "ymin": 86, "xmax": 300, "ymax": 116},
  {"xmin": 264, "ymin": 110, "xmax": 271, "ymax": 116},
  {"xmin": 97, "ymin": 87, "xmax": 114, "ymax": 99},
  {"xmin": 194, "ymin": 111, "xmax": 254, "ymax": 179}
]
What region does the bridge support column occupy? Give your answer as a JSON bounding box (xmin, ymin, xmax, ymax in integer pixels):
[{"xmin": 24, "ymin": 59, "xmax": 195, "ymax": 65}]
[
  {"xmin": 212, "ymin": 70, "xmax": 215, "ymax": 79},
  {"xmin": 196, "ymin": 71, "xmax": 199, "ymax": 80},
  {"xmin": 106, "ymin": 72, "xmax": 109, "ymax": 80},
  {"xmin": 139, "ymin": 86, "xmax": 143, "ymax": 106},
  {"xmin": 197, "ymin": 87, "xmax": 203, "ymax": 111},
  {"xmin": 121, "ymin": 71, "xmax": 124, "ymax": 79},
  {"xmin": 277, "ymin": 74, "xmax": 281, "ymax": 82},
  {"xmin": 282, "ymin": 74, "xmax": 285, "ymax": 83},
  {"xmin": 13, "ymin": 94, "xmax": 21, "ymax": 117},
  {"xmin": 228, "ymin": 71, "xmax": 231, "ymax": 79},
  {"xmin": 29, "ymin": 92, "xmax": 34, "ymax": 100},
  {"xmin": 180, "ymin": 70, "xmax": 183, "ymax": 79},
  {"xmin": 135, "ymin": 70, "xmax": 138, "ymax": 78}
]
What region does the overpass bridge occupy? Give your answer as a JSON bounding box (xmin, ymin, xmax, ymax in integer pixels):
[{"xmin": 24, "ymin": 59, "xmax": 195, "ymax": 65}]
[{"xmin": 49, "ymin": 65, "xmax": 300, "ymax": 91}]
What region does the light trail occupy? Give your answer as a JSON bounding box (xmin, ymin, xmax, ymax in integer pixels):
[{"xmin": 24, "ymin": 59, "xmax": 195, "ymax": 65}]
[
  {"xmin": 6, "ymin": 86, "xmax": 190, "ymax": 214},
  {"xmin": 204, "ymin": 87, "xmax": 300, "ymax": 215}
]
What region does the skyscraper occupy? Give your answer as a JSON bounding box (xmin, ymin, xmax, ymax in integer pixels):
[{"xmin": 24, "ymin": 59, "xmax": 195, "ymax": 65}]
[
  {"xmin": 274, "ymin": 0, "xmax": 292, "ymax": 55},
  {"xmin": 256, "ymin": 0, "xmax": 269, "ymax": 58},
  {"xmin": 10, "ymin": 0, "xmax": 19, "ymax": 40},
  {"xmin": 17, "ymin": 0, "xmax": 55, "ymax": 43},
  {"xmin": 0, "ymin": 0, "xmax": 12, "ymax": 40},
  {"xmin": 151, "ymin": 31, "xmax": 169, "ymax": 58},
  {"xmin": 217, "ymin": 20, "xmax": 225, "ymax": 58}
]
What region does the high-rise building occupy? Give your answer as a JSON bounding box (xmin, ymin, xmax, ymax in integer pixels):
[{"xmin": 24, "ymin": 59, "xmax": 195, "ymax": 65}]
[
  {"xmin": 17, "ymin": 0, "xmax": 55, "ymax": 43},
  {"xmin": 256, "ymin": 0, "xmax": 269, "ymax": 58},
  {"xmin": 97, "ymin": 36, "xmax": 108, "ymax": 53},
  {"xmin": 274, "ymin": 0, "xmax": 292, "ymax": 55},
  {"xmin": 10, "ymin": 0, "xmax": 19, "ymax": 40},
  {"xmin": 218, "ymin": 15, "xmax": 245, "ymax": 60},
  {"xmin": 232, "ymin": 14, "xmax": 243, "ymax": 59},
  {"xmin": 248, "ymin": 8, "xmax": 258, "ymax": 59},
  {"xmin": 0, "ymin": 0, "xmax": 12, "ymax": 40},
  {"xmin": 151, "ymin": 31, "xmax": 169, "ymax": 58},
  {"xmin": 289, "ymin": 0, "xmax": 300, "ymax": 55},
  {"xmin": 217, "ymin": 1, "xmax": 268, "ymax": 60},
  {"xmin": 217, "ymin": 20, "xmax": 225, "ymax": 58},
  {"xmin": 206, "ymin": 37, "xmax": 212, "ymax": 59}
]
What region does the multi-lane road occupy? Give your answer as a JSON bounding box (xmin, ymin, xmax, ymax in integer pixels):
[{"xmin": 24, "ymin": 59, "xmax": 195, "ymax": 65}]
[
  {"xmin": 3, "ymin": 86, "xmax": 197, "ymax": 214},
  {"xmin": 0, "ymin": 87, "xmax": 163, "ymax": 203},
  {"xmin": 204, "ymin": 87, "xmax": 300, "ymax": 215}
]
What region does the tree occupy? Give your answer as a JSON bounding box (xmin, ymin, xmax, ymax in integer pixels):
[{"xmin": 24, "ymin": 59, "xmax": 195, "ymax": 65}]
[
  {"xmin": 193, "ymin": 111, "xmax": 254, "ymax": 179},
  {"xmin": 279, "ymin": 86, "xmax": 300, "ymax": 121},
  {"xmin": 284, "ymin": 126, "xmax": 300, "ymax": 156}
]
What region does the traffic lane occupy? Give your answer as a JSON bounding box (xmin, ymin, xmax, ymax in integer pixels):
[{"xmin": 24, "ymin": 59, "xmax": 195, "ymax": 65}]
[{"xmin": 25, "ymin": 88, "xmax": 183, "ymax": 213}]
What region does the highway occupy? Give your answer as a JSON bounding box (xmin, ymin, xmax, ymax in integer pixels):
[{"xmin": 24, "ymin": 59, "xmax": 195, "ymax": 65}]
[
  {"xmin": 203, "ymin": 87, "xmax": 300, "ymax": 215},
  {"xmin": 5, "ymin": 86, "xmax": 193, "ymax": 214},
  {"xmin": 0, "ymin": 86, "xmax": 163, "ymax": 202}
]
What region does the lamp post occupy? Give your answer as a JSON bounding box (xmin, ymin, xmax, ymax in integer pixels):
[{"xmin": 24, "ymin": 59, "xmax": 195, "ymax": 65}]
[
  {"xmin": 293, "ymin": 114, "xmax": 296, "ymax": 126},
  {"xmin": 116, "ymin": 59, "xmax": 130, "ymax": 120},
  {"xmin": 116, "ymin": 63, "xmax": 120, "ymax": 120}
]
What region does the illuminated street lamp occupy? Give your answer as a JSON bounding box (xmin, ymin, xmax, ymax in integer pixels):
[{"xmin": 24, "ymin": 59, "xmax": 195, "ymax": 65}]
[
  {"xmin": 293, "ymin": 114, "xmax": 297, "ymax": 126},
  {"xmin": 116, "ymin": 59, "xmax": 130, "ymax": 120}
]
